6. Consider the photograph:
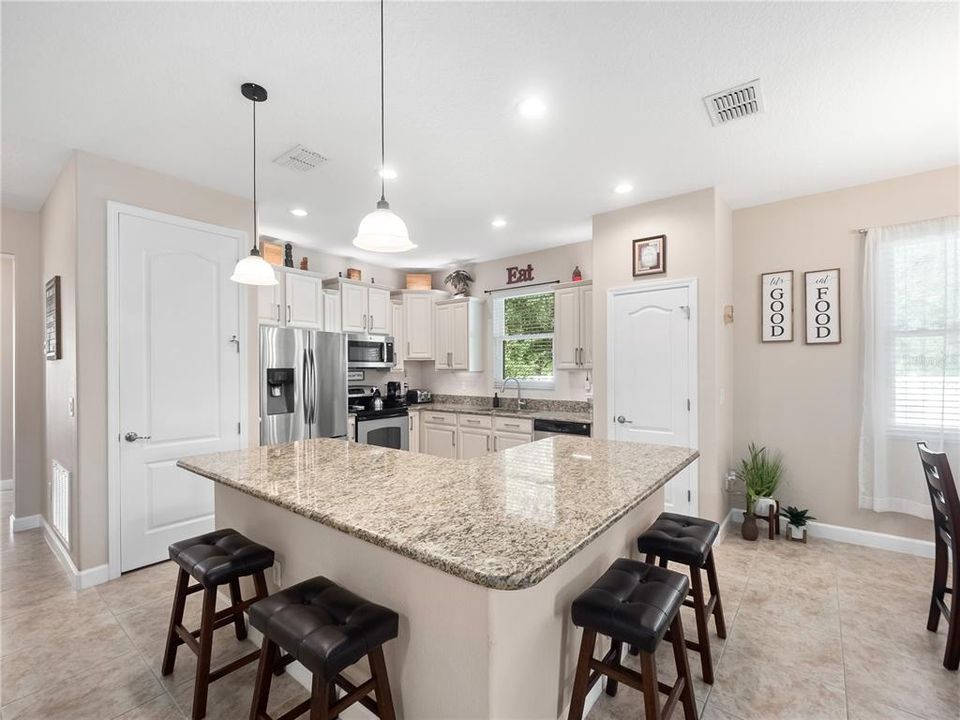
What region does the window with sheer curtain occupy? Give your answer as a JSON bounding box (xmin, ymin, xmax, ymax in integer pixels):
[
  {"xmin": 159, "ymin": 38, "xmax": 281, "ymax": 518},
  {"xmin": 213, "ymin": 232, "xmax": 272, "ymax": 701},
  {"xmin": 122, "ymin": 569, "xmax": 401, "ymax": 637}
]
[
  {"xmin": 859, "ymin": 216, "xmax": 959, "ymax": 518},
  {"xmin": 492, "ymin": 289, "xmax": 555, "ymax": 389}
]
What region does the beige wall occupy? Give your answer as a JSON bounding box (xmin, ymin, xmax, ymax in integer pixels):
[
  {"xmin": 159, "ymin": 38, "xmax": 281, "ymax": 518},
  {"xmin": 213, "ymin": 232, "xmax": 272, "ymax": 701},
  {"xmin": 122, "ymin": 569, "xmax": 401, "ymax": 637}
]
[
  {"xmin": 732, "ymin": 166, "xmax": 960, "ymax": 541},
  {"xmin": 1, "ymin": 208, "xmax": 44, "ymax": 522},
  {"xmin": 1, "ymin": 255, "xmax": 14, "ymax": 483},
  {"xmin": 592, "ymin": 188, "xmax": 732, "ymax": 524},
  {"xmin": 40, "ymin": 158, "xmax": 80, "ymax": 559},
  {"xmin": 420, "ymin": 240, "xmax": 593, "ymax": 401}
]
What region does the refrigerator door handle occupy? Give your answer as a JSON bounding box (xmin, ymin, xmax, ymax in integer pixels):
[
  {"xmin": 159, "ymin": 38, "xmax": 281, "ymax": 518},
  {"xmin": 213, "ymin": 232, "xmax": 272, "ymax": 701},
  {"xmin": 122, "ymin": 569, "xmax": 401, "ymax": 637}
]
[
  {"xmin": 308, "ymin": 347, "xmax": 317, "ymax": 425},
  {"xmin": 301, "ymin": 348, "xmax": 310, "ymax": 428}
]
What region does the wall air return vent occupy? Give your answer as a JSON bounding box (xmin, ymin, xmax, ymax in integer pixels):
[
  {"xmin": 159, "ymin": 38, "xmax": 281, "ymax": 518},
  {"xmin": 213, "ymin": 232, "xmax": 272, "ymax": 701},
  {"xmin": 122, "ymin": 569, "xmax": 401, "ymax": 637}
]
[
  {"xmin": 273, "ymin": 144, "xmax": 328, "ymax": 172},
  {"xmin": 704, "ymin": 79, "xmax": 764, "ymax": 126}
]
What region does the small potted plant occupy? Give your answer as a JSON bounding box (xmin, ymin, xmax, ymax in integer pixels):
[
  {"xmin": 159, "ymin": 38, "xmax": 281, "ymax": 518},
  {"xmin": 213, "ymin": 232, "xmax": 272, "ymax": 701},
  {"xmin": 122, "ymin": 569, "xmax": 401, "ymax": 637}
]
[
  {"xmin": 444, "ymin": 269, "xmax": 473, "ymax": 297},
  {"xmin": 735, "ymin": 442, "xmax": 783, "ymax": 541},
  {"xmin": 781, "ymin": 506, "xmax": 815, "ymax": 543}
]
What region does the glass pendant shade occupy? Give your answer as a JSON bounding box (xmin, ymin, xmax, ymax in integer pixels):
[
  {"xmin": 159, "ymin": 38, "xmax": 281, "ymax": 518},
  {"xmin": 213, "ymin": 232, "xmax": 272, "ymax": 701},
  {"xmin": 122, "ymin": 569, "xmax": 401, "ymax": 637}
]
[
  {"xmin": 230, "ymin": 249, "xmax": 278, "ymax": 285},
  {"xmin": 353, "ymin": 200, "xmax": 417, "ymax": 253}
]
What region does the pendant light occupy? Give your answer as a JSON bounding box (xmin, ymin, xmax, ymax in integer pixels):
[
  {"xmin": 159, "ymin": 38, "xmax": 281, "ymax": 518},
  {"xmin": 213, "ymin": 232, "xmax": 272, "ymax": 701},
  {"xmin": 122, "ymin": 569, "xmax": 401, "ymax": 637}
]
[
  {"xmin": 353, "ymin": 0, "xmax": 416, "ymax": 253},
  {"xmin": 231, "ymin": 83, "xmax": 278, "ymax": 286}
]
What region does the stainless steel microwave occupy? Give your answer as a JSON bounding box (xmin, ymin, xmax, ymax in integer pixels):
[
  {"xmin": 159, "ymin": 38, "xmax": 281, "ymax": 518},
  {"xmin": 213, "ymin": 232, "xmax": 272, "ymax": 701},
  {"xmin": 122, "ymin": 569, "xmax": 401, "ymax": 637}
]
[{"xmin": 346, "ymin": 334, "xmax": 396, "ymax": 369}]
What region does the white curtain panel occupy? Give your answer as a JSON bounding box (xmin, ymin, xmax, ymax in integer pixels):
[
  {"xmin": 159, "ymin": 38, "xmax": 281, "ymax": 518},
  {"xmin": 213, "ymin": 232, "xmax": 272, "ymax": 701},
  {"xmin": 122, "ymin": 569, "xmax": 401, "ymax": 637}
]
[{"xmin": 859, "ymin": 215, "xmax": 960, "ymax": 518}]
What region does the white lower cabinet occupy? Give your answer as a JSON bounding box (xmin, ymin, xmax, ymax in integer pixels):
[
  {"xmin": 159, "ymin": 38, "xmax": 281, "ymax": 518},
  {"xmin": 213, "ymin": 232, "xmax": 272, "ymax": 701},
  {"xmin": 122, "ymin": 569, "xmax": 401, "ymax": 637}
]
[
  {"xmin": 408, "ymin": 413, "xmax": 419, "ymax": 453},
  {"xmin": 423, "ymin": 423, "xmax": 457, "ymax": 458},
  {"xmin": 494, "ymin": 431, "xmax": 531, "ymax": 452}
]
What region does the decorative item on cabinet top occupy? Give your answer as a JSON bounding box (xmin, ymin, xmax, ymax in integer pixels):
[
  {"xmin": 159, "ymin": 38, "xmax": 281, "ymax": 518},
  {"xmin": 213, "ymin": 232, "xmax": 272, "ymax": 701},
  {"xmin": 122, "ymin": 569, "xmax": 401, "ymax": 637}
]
[
  {"xmin": 443, "ymin": 269, "xmax": 474, "ymax": 297},
  {"xmin": 259, "ymin": 238, "xmax": 284, "ymax": 267},
  {"xmin": 405, "ymin": 273, "xmax": 433, "ymax": 290}
]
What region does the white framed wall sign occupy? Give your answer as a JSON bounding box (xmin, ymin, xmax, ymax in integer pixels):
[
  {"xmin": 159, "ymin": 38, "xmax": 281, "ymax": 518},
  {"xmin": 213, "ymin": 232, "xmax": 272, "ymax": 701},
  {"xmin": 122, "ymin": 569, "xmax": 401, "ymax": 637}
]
[
  {"xmin": 760, "ymin": 270, "xmax": 793, "ymax": 342},
  {"xmin": 804, "ymin": 268, "xmax": 841, "ymax": 344}
]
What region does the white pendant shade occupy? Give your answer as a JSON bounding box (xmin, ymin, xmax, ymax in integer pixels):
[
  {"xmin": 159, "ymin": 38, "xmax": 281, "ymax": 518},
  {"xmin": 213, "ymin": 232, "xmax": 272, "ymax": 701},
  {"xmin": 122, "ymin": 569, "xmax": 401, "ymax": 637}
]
[
  {"xmin": 353, "ymin": 205, "xmax": 417, "ymax": 253},
  {"xmin": 230, "ymin": 252, "xmax": 278, "ymax": 286}
]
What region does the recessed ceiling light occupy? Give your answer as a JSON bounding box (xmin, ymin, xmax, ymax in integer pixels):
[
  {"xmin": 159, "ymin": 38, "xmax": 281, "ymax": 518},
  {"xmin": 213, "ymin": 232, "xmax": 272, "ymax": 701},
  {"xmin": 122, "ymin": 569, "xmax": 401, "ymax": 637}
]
[
  {"xmin": 516, "ymin": 97, "xmax": 547, "ymax": 119},
  {"xmin": 378, "ymin": 167, "xmax": 398, "ymax": 180},
  {"xmin": 290, "ymin": 208, "xmax": 308, "ymax": 217},
  {"xmin": 614, "ymin": 183, "xmax": 634, "ymax": 194},
  {"xmin": 491, "ymin": 217, "xmax": 507, "ymax": 229}
]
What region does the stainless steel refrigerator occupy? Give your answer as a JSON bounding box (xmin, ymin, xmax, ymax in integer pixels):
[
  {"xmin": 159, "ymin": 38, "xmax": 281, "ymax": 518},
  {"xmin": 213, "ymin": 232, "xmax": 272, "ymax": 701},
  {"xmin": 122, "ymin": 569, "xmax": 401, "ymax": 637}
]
[{"xmin": 260, "ymin": 326, "xmax": 348, "ymax": 444}]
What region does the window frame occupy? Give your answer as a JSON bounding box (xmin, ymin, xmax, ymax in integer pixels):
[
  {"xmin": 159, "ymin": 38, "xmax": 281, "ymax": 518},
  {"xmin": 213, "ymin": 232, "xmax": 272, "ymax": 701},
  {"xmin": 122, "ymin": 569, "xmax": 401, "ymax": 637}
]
[{"xmin": 491, "ymin": 286, "xmax": 556, "ymax": 391}]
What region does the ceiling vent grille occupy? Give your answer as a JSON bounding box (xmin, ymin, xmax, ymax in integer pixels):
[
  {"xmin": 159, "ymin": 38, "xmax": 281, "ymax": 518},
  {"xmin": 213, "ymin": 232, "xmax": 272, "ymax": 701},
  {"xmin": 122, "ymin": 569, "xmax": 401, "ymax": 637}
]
[
  {"xmin": 704, "ymin": 79, "xmax": 764, "ymax": 126},
  {"xmin": 273, "ymin": 144, "xmax": 328, "ymax": 172}
]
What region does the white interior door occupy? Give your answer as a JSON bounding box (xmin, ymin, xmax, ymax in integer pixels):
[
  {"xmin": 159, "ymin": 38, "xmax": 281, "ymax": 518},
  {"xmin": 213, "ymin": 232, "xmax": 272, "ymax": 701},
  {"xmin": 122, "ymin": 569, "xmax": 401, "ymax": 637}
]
[
  {"xmin": 117, "ymin": 211, "xmax": 242, "ymax": 571},
  {"xmin": 609, "ymin": 284, "xmax": 696, "ymax": 515}
]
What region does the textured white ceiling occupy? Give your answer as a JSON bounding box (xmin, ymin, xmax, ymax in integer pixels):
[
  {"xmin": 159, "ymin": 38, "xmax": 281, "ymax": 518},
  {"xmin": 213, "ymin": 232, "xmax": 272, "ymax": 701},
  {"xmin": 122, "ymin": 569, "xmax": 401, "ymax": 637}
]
[{"xmin": 2, "ymin": 2, "xmax": 957, "ymax": 267}]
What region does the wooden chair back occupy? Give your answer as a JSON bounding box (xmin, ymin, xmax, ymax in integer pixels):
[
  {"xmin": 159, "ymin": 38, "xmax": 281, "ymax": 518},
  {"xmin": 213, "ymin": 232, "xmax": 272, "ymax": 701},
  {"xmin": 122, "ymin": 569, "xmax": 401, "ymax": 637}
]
[{"xmin": 918, "ymin": 442, "xmax": 960, "ymax": 551}]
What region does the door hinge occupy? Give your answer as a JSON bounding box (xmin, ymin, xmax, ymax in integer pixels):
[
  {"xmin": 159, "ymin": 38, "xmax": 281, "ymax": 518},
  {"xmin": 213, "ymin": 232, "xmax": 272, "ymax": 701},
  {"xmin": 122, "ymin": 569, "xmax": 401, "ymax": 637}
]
[
  {"xmin": 686, "ymin": 399, "xmax": 691, "ymax": 411},
  {"xmin": 687, "ymin": 490, "xmax": 691, "ymax": 502},
  {"xmin": 237, "ymin": 422, "xmax": 241, "ymax": 434},
  {"xmin": 679, "ymin": 305, "xmax": 690, "ymax": 319}
]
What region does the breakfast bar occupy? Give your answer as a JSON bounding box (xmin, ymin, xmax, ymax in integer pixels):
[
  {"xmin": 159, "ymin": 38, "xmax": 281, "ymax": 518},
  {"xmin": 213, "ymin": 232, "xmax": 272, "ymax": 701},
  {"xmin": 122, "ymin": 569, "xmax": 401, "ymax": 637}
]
[{"xmin": 178, "ymin": 436, "xmax": 698, "ymax": 719}]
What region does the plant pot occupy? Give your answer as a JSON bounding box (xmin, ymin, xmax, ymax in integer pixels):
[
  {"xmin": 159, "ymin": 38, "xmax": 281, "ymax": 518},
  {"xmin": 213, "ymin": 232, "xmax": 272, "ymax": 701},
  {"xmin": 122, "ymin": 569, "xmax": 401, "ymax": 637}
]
[
  {"xmin": 754, "ymin": 496, "xmax": 777, "ymax": 518},
  {"xmin": 741, "ymin": 512, "xmax": 759, "ymax": 541},
  {"xmin": 786, "ymin": 523, "xmax": 807, "ymax": 543}
]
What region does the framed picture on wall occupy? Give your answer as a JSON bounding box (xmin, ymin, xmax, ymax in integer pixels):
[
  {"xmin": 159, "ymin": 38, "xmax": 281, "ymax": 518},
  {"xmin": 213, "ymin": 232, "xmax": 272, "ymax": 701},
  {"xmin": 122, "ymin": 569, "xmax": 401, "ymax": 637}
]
[
  {"xmin": 804, "ymin": 268, "xmax": 841, "ymax": 344},
  {"xmin": 44, "ymin": 275, "xmax": 62, "ymax": 360},
  {"xmin": 760, "ymin": 270, "xmax": 793, "ymax": 342},
  {"xmin": 632, "ymin": 235, "xmax": 667, "ymax": 277}
]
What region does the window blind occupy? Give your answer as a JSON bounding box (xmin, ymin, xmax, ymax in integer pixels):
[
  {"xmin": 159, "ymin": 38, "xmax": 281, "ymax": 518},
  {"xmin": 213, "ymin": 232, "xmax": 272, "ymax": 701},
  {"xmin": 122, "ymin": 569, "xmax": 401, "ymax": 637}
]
[{"xmin": 493, "ymin": 290, "xmax": 555, "ymax": 384}]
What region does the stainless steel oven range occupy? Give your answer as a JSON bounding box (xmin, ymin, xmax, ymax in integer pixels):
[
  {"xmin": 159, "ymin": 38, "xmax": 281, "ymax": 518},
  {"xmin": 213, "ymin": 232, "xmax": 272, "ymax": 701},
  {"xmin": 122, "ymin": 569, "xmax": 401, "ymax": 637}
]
[{"xmin": 348, "ymin": 386, "xmax": 409, "ymax": 451}]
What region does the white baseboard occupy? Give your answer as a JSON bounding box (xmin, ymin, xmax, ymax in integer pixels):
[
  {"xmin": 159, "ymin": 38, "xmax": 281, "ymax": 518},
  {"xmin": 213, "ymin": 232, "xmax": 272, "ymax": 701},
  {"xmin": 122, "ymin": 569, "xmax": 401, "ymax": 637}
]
[
  {"xmin": 41, "ymin": 518, "xmax": 111, "ymax": 589},
  {"xmin": 726, "ymin": 508, "xmax": 935, "ymax": 558},
  {"xmin": 9, "ymin": 513, "xmax": 40, "ymax": 532},
  {"xmin": 1, "ymin": 479, "xmax": 13, "ymax": 491}
]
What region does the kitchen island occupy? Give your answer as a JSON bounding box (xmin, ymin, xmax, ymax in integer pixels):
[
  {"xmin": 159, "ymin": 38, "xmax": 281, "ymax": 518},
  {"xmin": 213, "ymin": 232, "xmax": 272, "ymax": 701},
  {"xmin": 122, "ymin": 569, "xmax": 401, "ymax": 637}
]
[{"xmin": 178, "ymin": 436, "xmax": 698, "ymax": 719}]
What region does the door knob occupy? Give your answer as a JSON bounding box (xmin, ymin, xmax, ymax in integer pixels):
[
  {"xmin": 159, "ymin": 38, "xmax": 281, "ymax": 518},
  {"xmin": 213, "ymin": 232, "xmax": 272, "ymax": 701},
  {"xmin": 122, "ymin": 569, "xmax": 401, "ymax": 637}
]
[
  {"xmin": 124, "ymin": 432, "xmax": 151, "ymax": 442},
  {"xmin": 616, "ymin": 415, "xmax": 632, "ymax": 424}
]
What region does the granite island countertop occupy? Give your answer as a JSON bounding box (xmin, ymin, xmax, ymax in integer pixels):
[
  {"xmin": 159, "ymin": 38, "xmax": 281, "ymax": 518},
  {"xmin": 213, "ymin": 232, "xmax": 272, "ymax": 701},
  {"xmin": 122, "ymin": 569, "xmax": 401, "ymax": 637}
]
[
  {"xmin": 178, "ymin": 437, "xmax": 697, "ymax": 590},
  {"xmin": 407, "ymin": 403, "xmax": 593, "ymax": 424}
]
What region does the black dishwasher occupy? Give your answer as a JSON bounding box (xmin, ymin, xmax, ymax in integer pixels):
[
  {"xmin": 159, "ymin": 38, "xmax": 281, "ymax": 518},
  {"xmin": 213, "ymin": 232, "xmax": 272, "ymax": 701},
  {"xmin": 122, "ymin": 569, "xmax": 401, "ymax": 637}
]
[{"xmin": 532, "ymin": 419, "xmax": 592, "ymax": 440}]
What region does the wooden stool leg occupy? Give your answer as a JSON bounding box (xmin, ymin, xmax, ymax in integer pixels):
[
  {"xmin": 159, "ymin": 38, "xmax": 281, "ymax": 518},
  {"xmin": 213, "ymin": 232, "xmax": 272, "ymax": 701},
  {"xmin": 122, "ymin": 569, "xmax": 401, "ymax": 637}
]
[
  {"xmin": 369, "ymin": 646, "xmax": 397, "ymax": 720},
  {"xmin": 229, "ymin": 578, "xmax": 248, "ymax": 640},
  {"xmin": 644, "ymin": 552, "xmax": 657, "ymax": 564},
  {"xmin": 191, "ymin": 586, "xmax": 218, "ymax": 720},
  {"xmin": 605, "ymin": 640, "xmax": 622, "ymax": 696},
  {"xmin": 639, "ymin": 650, "xmax": 662, "ymax": 720},
  {"xmin": 669, "ymin": 612, "xmax": 698, "ymax": 720},
  {"xmin": 928, "ymin": 538, "xmax": 948, "ymax": 632},
  {"xmin": 310, "ymin": 675, "xmax": 331, "ymax": 720},
  {"xmin": 767, "ymin": 505, "xmax": 775, "ymax": 540},
  {"xmin": 945, "ymin": 554, "xmax": 960, "ymax": 671},
  {"xmin": 566, "ymin": 629, "xmax": 597, "ymax": 720},
  {"xmin": 690, "ymin": 566, "xmax": 714, "ymax": 685},
  {"xmin": 705, "ymin": 551, "xmax": 727, "ymax": 640},
  {"xmin": 161, "ymin": 568, "xmax": 189, "ymax": 676},
  {"xmin": 249, "ymin": 637, "xmax": 278, "ymax": 720}
]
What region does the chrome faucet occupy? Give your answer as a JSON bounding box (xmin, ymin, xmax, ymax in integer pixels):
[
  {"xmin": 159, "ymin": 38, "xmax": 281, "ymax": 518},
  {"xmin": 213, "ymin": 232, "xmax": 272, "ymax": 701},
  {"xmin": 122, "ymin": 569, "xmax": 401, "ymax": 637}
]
[{"xmin": 501, "ymin": 377, "xmax": 526, "ymax": 410}]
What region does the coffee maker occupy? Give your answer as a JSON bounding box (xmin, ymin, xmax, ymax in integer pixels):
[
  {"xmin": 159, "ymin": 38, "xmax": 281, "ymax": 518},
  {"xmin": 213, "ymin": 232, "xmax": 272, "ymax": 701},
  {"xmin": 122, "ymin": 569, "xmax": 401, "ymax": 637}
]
[{"xmin": 386, "ymin": 381, "xmax": 402, "ymax": 401}]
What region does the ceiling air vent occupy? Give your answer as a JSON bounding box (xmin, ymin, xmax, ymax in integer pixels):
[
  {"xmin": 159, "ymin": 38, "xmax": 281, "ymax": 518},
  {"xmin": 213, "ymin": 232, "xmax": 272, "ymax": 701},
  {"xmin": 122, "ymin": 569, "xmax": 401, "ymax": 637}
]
[
  {"xmin": 703, "ymin": 79, "xmax": 764, "ymax": 126},
  {"xmin": 273, "ymin": 144, "xmax": 328, "ymax": 172}
]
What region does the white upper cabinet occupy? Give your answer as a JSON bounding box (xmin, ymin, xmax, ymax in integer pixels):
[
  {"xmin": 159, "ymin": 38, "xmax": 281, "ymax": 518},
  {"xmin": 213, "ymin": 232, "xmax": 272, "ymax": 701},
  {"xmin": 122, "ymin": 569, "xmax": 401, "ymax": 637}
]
[
  {"xmin": 367, "ymin": 287, "xmax": 392, "ymax": 335},
  {"xmin": 256, "ymin": 281, "xmax": 283, "ymax": 326},
  {"xmin": 391, "ymin": 301, "xmax": 405, "ymax": 373},
  {"xmin": 435, "ymin": 297, "xmax": 483, "ymax": 372},
  {"xmin": 256, "ymin": 268, "xmax": 325, "ymax": 330},
  {"xmin": 285, "ymin": 271, "xmax": 325, "ymax": 329},
  {"xmin": 554, "ymin": 281, "xmax": 592, "ymax": 370},
  {"xmin": 323, "ymin": 289, "xmax": 341, "ymax": 333},
  {"xmin": 339, "ymin": 281, "xmax": 368, "ymax": 333},
  {"xmin": 398, "ymin": 291, "xmax": 441, "ymax": 360},
  {"xmin": 324, "ymin": 279, "xmax": 394, "ymax": 335}
]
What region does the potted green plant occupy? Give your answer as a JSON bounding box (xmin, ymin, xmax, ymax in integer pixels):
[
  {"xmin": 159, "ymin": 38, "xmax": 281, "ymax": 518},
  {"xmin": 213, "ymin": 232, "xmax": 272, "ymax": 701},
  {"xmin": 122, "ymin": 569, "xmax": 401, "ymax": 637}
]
[
  {"xmin": 735, "ymin": 442, "xmax": 783, "ymax": 541},
  {"xmin": 444, "ymin": 269, "xmax": 473, "ymax": 297},
  {"xmin": 780, "ymin": 506, "xmax": 815, "ymax": 543}
]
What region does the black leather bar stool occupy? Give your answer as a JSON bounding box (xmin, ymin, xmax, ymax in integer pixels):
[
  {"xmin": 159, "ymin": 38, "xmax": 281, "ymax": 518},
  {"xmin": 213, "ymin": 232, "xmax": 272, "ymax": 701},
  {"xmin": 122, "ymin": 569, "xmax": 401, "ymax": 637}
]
[
  {"xmin": 248, "ymin": 576, "xmax": 399, "ymax": 720},
  {"xmin": 633, "ymin": 513, "xmax": 726, "ymax": 685},
  {"xmin": 567, "ymin": 558, "xmax": 698, "ymax": 720},
  {"xmin": 162, "ymin": 528, "xmax": 276, "ymax": 719}
]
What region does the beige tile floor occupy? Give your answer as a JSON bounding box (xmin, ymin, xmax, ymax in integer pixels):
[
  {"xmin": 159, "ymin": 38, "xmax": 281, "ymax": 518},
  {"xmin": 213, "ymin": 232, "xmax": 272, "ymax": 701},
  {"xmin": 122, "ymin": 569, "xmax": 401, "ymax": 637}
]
[{"xmin": 0, "ymin": 488, "xmax": 956, "ymax": 719}]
